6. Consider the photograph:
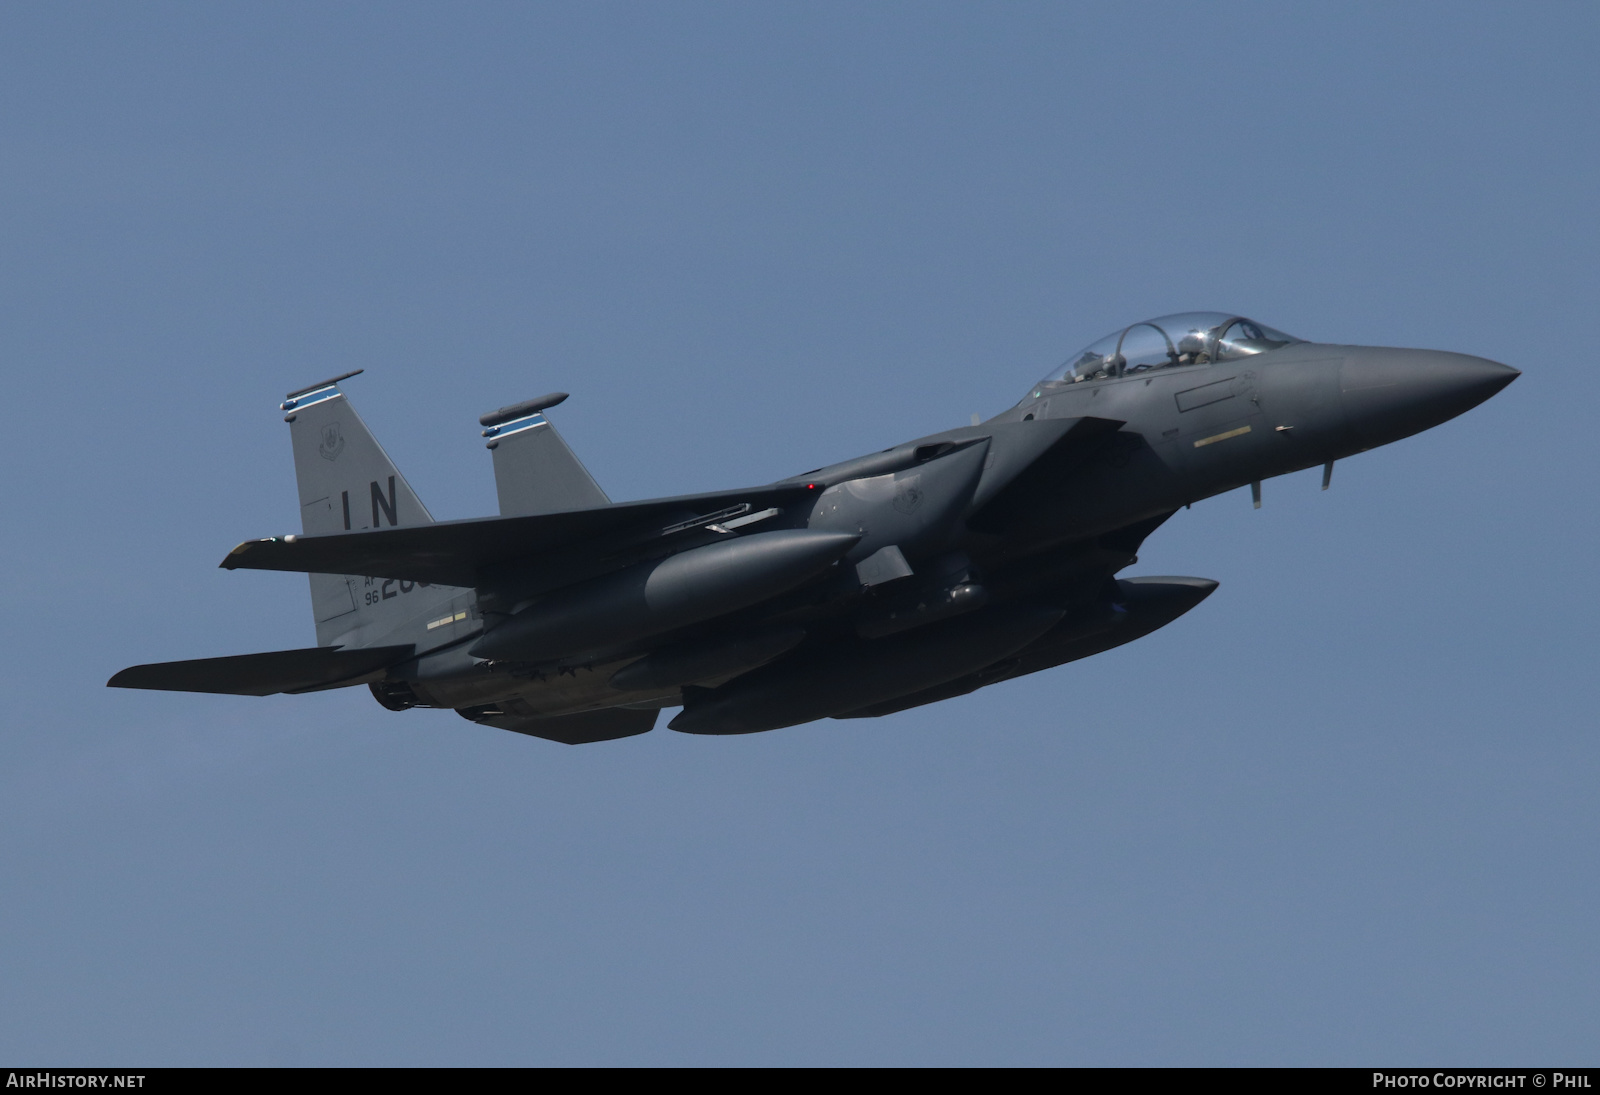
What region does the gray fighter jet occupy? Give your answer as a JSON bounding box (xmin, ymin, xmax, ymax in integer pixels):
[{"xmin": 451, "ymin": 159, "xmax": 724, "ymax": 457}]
[{"xmin": 110, "ymin": 312, "xmax": 1518, "ymax": 743}]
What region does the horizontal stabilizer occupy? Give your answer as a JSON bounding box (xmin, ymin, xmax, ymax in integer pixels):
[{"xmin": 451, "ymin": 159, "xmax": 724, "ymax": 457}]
[
  {"xmin": 222, "ymin": 485, "xmax": 815, "ymax": 586},
  {"xmin": 108, "ymin": 644, "xmax": 415, "ymax": 696}
]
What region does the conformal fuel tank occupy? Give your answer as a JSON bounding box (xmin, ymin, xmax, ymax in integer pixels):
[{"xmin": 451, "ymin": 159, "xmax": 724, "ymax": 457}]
[
  {"xmin": 469, "ymin": 528, "xmax": 859, "ymax": 664},
  {"xmin": 669, "ymin": 604, "xmax": 1064, "ymax": 735}
]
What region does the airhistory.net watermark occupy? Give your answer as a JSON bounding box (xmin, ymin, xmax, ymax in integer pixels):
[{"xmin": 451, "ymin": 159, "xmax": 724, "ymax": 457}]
[{"xmin": 5, "ymin": 1076, "xmax": 145, "ymax": 1089}]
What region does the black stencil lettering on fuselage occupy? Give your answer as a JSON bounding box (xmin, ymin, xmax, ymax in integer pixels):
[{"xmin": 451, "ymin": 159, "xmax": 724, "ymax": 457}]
[
  {"xmin": 381, "ymin": 579, "xmax": 396, "ymax": 600},
  {"xmin": 341, "ymin": 490, "xmax": 351, "ymax": 530},
  {"xmin": 371, "ymin": 476, "xmax": 397, "ymax": 527}
]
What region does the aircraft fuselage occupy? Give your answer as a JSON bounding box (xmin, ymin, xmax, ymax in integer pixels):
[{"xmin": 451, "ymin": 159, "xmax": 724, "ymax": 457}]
[{"xmin": 112, "ymin": 313, "xmax": 1518, "ymax": 744}]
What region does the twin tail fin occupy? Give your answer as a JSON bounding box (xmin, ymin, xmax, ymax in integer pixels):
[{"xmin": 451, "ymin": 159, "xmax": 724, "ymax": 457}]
[
  {"xmin": 281, "ymin": 371, "xmax": 455, "ymax": 646},
  {"xmin": 479, "ymin": 392, "xmax": 610, "ymax": 516}
]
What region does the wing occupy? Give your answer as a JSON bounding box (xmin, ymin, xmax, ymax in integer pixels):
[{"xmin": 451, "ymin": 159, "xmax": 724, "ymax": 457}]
[
  {"xmin": 832, "ymin": 574, "xmax": 1217, "ymax": 719},
  {"xmin": 220, "ymin": 484, "xmax": 816, "ymax": 587}
]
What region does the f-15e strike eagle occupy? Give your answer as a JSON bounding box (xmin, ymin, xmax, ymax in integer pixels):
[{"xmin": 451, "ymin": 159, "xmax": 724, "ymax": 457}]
[{"xmin": 110, "ymin": 312, "xmax": 1518, "ymax": 743}]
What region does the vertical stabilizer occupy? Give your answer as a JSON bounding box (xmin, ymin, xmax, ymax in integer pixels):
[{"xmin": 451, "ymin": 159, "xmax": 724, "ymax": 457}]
[
  {"xmin": 280, "ymin": 372, "xmax": 455, "ymax": 646},
  {"xmin": 479, "ymin": 393, "xmax": 610, "ymax": 516}
]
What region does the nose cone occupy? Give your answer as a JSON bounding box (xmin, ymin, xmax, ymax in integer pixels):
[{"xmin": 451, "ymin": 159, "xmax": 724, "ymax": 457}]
[{"xmin": 1341, "ymin": 349, "xmax": 1518, "ymax": 448}]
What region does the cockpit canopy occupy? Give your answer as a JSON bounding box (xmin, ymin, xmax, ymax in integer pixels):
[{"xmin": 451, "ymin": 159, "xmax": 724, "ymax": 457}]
[{"xmin": 1039, "ymin": 311, "xmax": 1301, "ymax": 388}]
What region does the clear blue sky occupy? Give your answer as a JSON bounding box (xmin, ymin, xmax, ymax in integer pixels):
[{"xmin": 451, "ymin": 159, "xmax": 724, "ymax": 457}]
[{"xmin": 1, "ymin": 1, "xmax": 1595, "ymax": 1065}]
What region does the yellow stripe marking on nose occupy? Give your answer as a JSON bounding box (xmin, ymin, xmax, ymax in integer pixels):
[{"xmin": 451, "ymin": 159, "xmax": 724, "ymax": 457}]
[{"xmin": 1193, "ymin": 425, "xmax": 1252, "ymax": 448}]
